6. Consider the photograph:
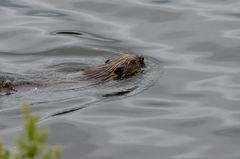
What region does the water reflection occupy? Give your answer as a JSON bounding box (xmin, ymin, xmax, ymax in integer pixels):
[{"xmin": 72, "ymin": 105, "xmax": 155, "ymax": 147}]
[
  {"xmin": 188, "ymin": 41, "xmax": 240, "ymax": 65},
  {"xmin": 214, "ymin": 127, "xmax": 240, "ymax": 138},
  {"xmin": 0, "ymin": 0, "xmax": 28, "ymax": 8},
  {"xmin": 109, "ymin": 126, "xmax": 194, "ymax": 146}
]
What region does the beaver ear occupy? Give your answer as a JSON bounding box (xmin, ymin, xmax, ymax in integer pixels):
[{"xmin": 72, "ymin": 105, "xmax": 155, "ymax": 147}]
[
  {"xmin": 114, "ymin": 67, "xmax": 124, "ymax": 77},
  {"xmin": 105, "ymin": 59, "xmax": 110, "ymax": 63}
]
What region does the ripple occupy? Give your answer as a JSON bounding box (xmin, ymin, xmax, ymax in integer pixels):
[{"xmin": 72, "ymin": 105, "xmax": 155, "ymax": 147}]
[
  {"xmin": 222, "ymin": 29, "xmax": 240, "ymax": 40},
  {"xmin": 73, "ymin": 0, "xmax": 182, "ymax": 23},
  {"xmin": 1, "ymin": 0, "xmax": 240, "ymax": 158},
  {"xmin": 187, "ymin": 41, "xmax": 240, "ymax": 66},
  {"xmin": 0, "ymin": 50, "xmax": 161, "ymax": 121},
  {"xmin": 186, "ymin": 75, "xmax": 240, "ymax": 101},
  {"xmin": 109, "ymin": 126, "xmax": 194, "ymax": 146},
  {"xmin": 56, "ymin": 31, "xmax": 83, "ymax": 35},
  {"xmin": 53, "ymin": 30, "xmax": 119, "ymax": 42},
  {"xmin": 26, "ymin": 10, "xmax": 68, "ymax": 17},
  {"xmin": 151, "ymin": 0, "xmax": 172, "ymax": 4},
  {"xmin": 176, "ymin": 118, "xmax": 208, "ymax": 128},
  {"xmin": 0, "ymin": 0, "xmax": 29, "ymax": 8},
  {"xmin": 213, "ymin": 127, "xmax": 240, "ymax": 138},
  {"xmin": 132, "ymin": 98, "xmax": 181, "ymax": 109}
]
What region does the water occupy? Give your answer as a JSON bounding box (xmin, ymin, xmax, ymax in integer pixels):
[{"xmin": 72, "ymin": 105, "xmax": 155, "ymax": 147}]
[{"xmin": 1, "ymin": 0, "xmax": 240, "ymax": 159}]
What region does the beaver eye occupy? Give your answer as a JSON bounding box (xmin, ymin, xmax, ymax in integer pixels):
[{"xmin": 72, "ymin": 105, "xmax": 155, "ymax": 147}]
[
  {"xmin": 114, "ymin": 67, "xmax": 124, "ymax": 77},
  {"xmin": 105, "ymin": 59, "xmax": 110, "ymax": 63},
  {"xmin": 130, "ymin": 60, "xmax": 136, "ymax": 65}
]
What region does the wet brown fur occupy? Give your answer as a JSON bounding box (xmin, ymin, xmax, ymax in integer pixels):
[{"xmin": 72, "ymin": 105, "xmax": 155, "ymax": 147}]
[
  {"xmin": 83, "ymin": 54, "xmax": 144, "ymax": 82},
  {"xmin": 0, "ymin": 54, "xmax": 144, "ymax": 95}
]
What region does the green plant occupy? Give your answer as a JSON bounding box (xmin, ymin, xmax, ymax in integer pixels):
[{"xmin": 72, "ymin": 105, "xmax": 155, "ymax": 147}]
[{"xmin": 0, "ymin": 101, "xmax": 61, "ymax": 159}]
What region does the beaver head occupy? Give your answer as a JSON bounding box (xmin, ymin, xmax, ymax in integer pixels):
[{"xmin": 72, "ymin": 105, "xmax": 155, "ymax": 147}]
[{"xmin": 83, "ymin": 54, "xmax": 144, "ymax": 82}]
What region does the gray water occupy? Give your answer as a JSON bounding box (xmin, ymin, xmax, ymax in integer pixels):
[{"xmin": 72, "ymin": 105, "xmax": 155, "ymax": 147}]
[{"xmin": 0, "ymin": 0, "xmax": 240, "ymax": 159}]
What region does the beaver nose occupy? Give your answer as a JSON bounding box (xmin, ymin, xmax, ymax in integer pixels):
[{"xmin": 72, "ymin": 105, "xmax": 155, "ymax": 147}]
[{"xmin": 139, "ymin": 56, "xmax": 145, "ymax": 67}]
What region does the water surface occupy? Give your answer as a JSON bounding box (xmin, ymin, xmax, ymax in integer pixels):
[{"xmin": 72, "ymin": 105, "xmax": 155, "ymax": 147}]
[{"xmin": 1, "ymin": 0, "xmax": 240, "ymax": 159}]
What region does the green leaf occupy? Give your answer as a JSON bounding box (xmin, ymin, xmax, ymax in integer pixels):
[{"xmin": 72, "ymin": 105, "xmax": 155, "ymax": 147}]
[{"xmin": 0, "ymin": 102, "xmax": 62, "ymax": 159}]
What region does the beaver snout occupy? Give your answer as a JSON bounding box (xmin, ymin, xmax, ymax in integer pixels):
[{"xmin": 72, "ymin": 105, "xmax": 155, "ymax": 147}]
[{"xmin": 139, "ymin": 56, "xmax": 145, "ymax": 67}]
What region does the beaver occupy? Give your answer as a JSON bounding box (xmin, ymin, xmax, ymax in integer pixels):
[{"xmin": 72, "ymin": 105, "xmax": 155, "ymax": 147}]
[
  {"xmin": 84, "ymin": 54, "xmax": 144, "ymax": 82},
  {"xmin": 0, "ymin": 54, "xmax": 145, "ymax": 95}
]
